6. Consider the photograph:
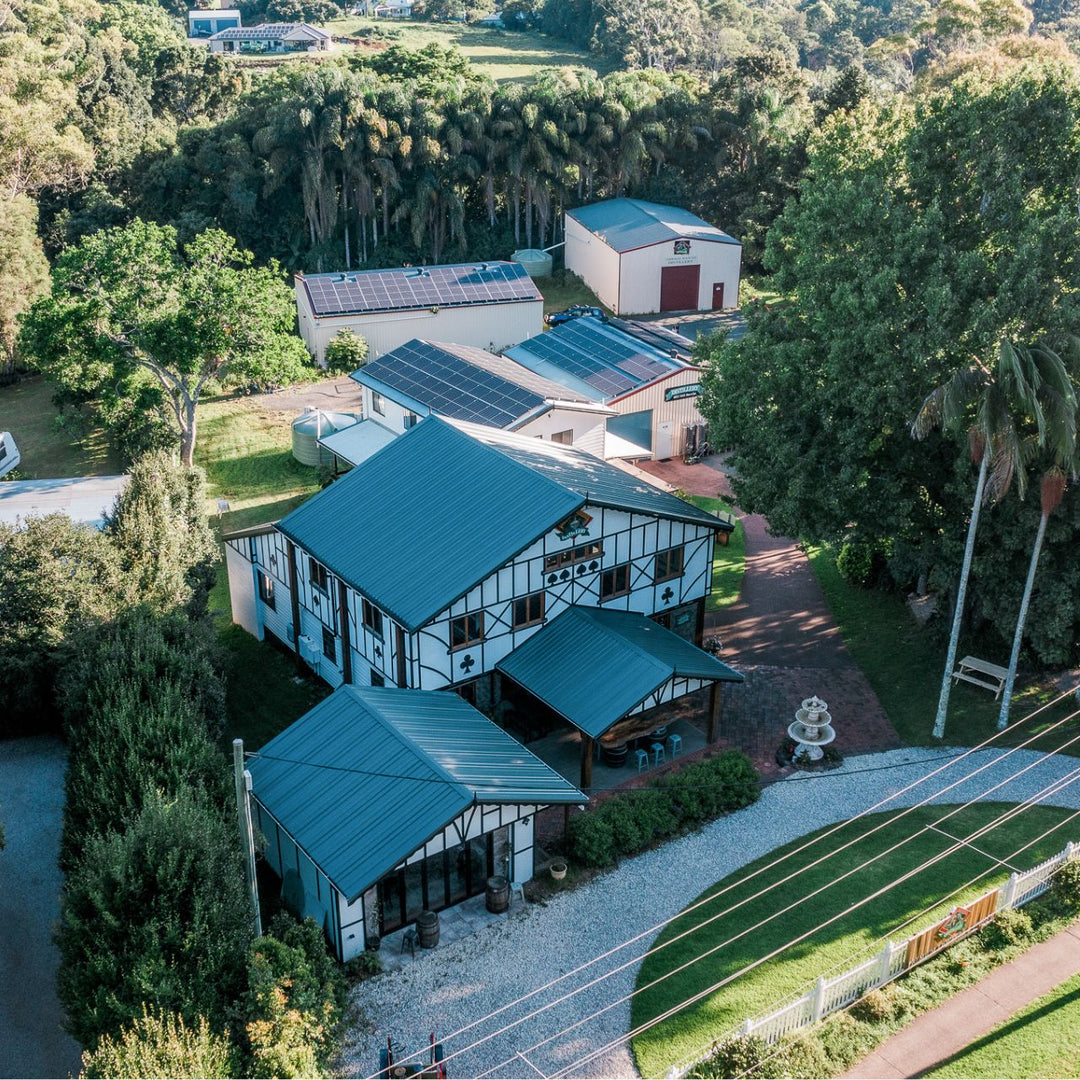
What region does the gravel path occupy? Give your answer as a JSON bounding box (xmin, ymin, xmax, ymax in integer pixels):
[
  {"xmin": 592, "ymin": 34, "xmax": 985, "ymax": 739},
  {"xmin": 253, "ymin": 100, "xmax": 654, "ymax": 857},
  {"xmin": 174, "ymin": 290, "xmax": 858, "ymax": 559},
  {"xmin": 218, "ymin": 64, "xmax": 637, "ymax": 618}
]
[{"xmin": 342, "ymin": 747, "xmax": 1080, "ymax": 1080}]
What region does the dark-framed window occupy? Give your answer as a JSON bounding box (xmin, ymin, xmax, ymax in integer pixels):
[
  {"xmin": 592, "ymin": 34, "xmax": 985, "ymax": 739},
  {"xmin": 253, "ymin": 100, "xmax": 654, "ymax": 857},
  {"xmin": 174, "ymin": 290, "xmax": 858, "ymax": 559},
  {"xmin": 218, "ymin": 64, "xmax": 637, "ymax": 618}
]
[
  {"xmin": 249, "ymin": 536, "xmax": 258, "ymax": 562},
  {"xmin": 370, "ymin": 391, "xmax": 385, "ymax": 416},
  {"xmin": 544, "ymin": 541, "xmax": 603, "ymax": 573},
  {"xmin": 654, "ymin": 546, "xmax": 685, "ymax": 583},
  {"xmin": 403, "ymin": 411, "xmax": 419, "ymax": 429},
  {"xmin": 513, "ymin": 592, "xmax": 545, "ymax": 630},
  {"xmin": 362, "ymin": 598, "xmax": 384, "ymax": 637},
  {"xmin": 322, "ymin": 626, "xmax": 336, "ymax": 663},
  {"xmin": 258, "ymin": 572, "xmax": 276, "ymax": 610},
  {"xmin": 450, "ymin": 612, "xmax": 484, "ymax": 650},
  {"xmin": 370, "ymin": 668, "xmax": 385, "ymax": 687},
  {"xmin": 599, "ymin": 563, "xmax": 631, "ymax": 601},
  {"xmin": 309, "ymin": 557, "xmax": 329, "ymax": 594},
  {"xmin": 551, "ymin": 429, "xmax": 573, "ymax": 445}
]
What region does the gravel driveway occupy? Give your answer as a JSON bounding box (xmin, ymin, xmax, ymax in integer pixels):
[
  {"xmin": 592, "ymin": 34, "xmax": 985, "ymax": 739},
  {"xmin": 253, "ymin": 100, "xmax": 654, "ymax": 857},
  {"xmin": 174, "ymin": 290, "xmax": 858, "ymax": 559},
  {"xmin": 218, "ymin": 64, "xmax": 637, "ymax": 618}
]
[
  {"xmin": 0, "ymin": 736, "xmax": 81, "ymax": 1079},
  {"xmin": 342, "ymin": 747, "xmax": 1080, "ymax": 1080}
]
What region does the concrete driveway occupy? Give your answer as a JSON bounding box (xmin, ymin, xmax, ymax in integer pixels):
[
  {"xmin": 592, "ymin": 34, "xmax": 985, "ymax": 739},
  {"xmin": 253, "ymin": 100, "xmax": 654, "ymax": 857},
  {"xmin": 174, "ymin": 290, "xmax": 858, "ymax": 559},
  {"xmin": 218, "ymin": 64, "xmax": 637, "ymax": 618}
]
[{"xmin": 0, "ymin": 736, "xmax": 82, "ymax": 1078}]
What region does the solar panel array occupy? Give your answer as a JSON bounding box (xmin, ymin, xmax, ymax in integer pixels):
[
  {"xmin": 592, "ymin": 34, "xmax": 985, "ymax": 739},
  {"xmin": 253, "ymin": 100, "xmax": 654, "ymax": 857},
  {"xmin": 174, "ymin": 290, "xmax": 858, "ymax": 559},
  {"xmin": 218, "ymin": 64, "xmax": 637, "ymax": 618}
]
[
  {"xmin": 362, "ymin": 342, "xmax": 546, "ymax": 427},
  {"xmin": 516, "ymin": 316, "xmax": 678, "ymax": 398},
  {"xmin": 302, "ymin": 262, "xmax": 540, "ymax": 317}
]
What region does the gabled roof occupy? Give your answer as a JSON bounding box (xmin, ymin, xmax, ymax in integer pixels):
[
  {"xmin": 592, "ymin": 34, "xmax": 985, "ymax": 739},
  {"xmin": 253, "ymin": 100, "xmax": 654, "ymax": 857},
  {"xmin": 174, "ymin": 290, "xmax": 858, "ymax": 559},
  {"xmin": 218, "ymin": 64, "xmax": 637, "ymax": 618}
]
[
  {"xmin": 209, "ymin": 22, "xmax": 329, "ymax": 40},
  {"xmin": 504, "ymin": 315, "xmax": 687, "ymax": 402},
  {"xmin": 497, "ymin": 607, "xmax": 743, "ymax": 740},
  {"xmin": 352, "ymin": 339, "xmax": 600, "ymax": 429},
  {"xmin": 567, "ymin": 199, "xmax": 740, "ymax": 253},
  {"xmin": 248, "ymin": 686, "xmax": 585, "ymax": 903},
  {"xmin": 276, "ymin": 416, "xmax": 727, "ymax": 631},
  {"xmin": 298, "ymin": 261, "xmax": 542, "ymax": 318}
]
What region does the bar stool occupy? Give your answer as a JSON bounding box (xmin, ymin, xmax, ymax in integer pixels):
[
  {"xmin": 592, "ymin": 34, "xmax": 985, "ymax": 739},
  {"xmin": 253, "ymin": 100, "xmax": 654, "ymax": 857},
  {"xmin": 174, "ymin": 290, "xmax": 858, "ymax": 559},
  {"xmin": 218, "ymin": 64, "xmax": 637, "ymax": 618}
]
[
  {"xmin": 651, "ymin": 742, "xmax": 666, "ymax": 766},
  {"xmin": 401, "ymin": 928, "xmax": 419, "ymax": 957},
  {"xmin": 667, "ymin": 733, "xmax": 683, "ymax": 759},
  {"xmin": 635, "ymin": 748, "xmax": 649, "ymax": 773}
]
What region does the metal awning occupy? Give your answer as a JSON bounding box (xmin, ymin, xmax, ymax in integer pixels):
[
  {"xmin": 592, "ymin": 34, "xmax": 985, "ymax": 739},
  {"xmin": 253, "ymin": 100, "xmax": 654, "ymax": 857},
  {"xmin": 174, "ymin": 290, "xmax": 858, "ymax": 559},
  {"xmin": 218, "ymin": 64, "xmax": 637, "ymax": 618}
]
[{"xmin": 497, "ymin": 606, "xmax": 743, "ymax": 742}]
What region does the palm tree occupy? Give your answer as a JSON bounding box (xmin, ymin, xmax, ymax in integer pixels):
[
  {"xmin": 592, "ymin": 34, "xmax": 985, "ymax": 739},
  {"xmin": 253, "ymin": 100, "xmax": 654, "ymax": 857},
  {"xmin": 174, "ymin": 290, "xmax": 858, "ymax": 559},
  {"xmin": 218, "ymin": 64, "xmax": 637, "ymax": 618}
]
[
  {"xmin": 912, "ymin": 340, "xmax": 1044, "ymax": 740},
  {"xmin": 997, "ymin": 342, "xmax": 1080, "ymax": 730}
]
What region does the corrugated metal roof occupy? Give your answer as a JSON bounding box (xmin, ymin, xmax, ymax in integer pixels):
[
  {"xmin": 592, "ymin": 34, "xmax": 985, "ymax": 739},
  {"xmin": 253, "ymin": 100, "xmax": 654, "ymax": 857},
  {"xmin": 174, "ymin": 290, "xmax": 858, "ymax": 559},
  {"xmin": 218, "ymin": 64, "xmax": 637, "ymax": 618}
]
[
  {"xmin": 568, "ymin": 199, "xmax": 740, "ymax": 253},
  {"xmin": 209, "ymin": 22, "xmax": 329, "ymax": 40},
  {"xmin": 0, "ymin": 475, "xmax": 128, "ymax": 530},
  {"xmin": 247, "ymin": 685, "xmax": 585, "ymax": 902},
  {"xmin": 300, "ymin": 262, "xmax": 542, "ymax": 318},
  {"xmin": 497, "ymin": 607, "xmax": 743, "ymax": 739},
  {"xmin": 316, "ymin": 419, "xmax": 397, "ymax": 468},
  {"xmin": 277, "ymin": 418, "xmax": 583, "ymax": 630}
]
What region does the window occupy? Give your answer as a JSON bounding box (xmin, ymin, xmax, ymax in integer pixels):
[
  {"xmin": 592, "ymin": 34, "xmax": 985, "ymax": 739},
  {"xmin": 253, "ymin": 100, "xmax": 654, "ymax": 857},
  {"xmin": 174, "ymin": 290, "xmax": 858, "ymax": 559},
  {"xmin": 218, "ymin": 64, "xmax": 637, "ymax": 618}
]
[
  {"xmin": 654, "ymin": 546, "xmax": 685, "ymax": 582},
  {"xmin": 248, "ymin": 536, "xmax": 258, "ymax": 563},
  {"xmin": 450, "ymin": 612, "xmax": 484, "ymax": 650},
  {"xmin": 512, "ymin": 592, "xmax": 545, "ymax": 629},
  {"xmin": 599, "ymin": 563, "xmax": 631, "ymax": 601},
  {"xmin": 551, "ymin": 429, "xmax": 573, "ymax": 445},
  {"xmin": 362, "ymin": 598, "xmax": 384, "ymax": 637},
  {"xmin": 544, "ymin": 542, "xmax": 603, "ymax": 573},
  {"xmin": 370, "ymin": 391, "xmax": 385, "ymax": 416},
  {"xmin": 258, "ymin": 573, "xmax": 276, "ymax": 611},
  {"xmin": 309, "ymin": 558, "xmax": 329, "ymax": 594},
  {"xmin": 403, "ymin": 411, "xmax": 419, "ymax": 429},
  {"xmin": 370, "ymin": 669, "xmax": 385, "ymax": 687},
  {"xmin": 322, "ymin": 626, "xmax": 336, "ymax": 663}
]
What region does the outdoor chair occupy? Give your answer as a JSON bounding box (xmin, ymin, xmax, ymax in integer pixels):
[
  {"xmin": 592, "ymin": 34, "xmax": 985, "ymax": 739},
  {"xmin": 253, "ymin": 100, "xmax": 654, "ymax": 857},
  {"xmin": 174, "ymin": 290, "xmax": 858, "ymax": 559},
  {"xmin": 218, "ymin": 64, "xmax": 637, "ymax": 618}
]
[
  {"xmin": 635, "ymin": 748, "xmax": 649, "ymax": 772},
  {"xmin": 667, "ymin": 733, "xmax": 683, "ymax": 758},
  {"xmin": 651, "ymin": 742, "xmax": 666, "ymax": 766}
]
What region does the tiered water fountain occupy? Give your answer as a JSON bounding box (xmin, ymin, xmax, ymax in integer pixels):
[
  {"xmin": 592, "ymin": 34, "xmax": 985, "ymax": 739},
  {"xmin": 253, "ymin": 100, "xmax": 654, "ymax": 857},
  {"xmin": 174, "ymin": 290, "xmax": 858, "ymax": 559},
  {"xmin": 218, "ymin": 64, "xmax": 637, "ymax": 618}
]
[{"xmin": 787, "ymin": 694, "xmax": 835, "ymax": 762}]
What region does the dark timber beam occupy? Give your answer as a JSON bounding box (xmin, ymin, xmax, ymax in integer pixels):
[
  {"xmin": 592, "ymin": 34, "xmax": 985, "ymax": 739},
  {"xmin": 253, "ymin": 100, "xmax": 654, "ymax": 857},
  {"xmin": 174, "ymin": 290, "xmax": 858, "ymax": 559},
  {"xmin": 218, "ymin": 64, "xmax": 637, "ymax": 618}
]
[
  {"xmin": 580, "ymin": 735, "xmax": 594, "ymax": 790},
  {"xmin": 286, "ymin": 540, "xmax": 303, "ymax": 673},
  {"xmin": 337, "ymin": 578, "xmax": 352, "ymax": 685},
  {"xmin": 707, "ymin": 682, "xmax": 723, "ymax": 742}
]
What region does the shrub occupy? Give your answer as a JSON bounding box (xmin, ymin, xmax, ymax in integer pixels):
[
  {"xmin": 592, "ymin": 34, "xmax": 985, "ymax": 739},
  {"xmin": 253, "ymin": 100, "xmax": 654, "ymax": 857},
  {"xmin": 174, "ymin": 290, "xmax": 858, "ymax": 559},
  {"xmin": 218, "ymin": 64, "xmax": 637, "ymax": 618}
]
[
  {"xmin": 979, "ymin": 906, "xmax": 1033, "ymax": 951},
  {"xmin": 836, "ymin": 540, "xmax": 878, "ymax": 587},
  {"xmin": 345, "ymin": 950, "xmax": 383, "ymax": 981},
  {"xmin": 850, "ymin": 987, "xmax": 893, "ymax": 1024},
  {"xmin": 567, "ymin": 808, "xmax": 616, "ymax": 867},
  {"xmin": 323, "ymin": 328, "xmax": 368, "ymax": 374},
  {"xmin": 1052, "ymin": 857, "xmax": 1080, "ymax": 909},
  {"xmin": 57, "ymin": 788, "xmax": 252, "ymax": 1047},
  {"xmin": 81, "ymin": 1007, "xmax": 237, "ymax": 1079}
]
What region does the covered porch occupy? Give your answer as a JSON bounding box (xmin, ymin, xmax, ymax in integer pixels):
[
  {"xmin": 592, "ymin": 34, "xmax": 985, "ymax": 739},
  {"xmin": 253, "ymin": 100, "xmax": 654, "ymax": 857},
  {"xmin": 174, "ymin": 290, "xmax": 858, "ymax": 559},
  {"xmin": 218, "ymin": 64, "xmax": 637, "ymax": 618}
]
[{"xmin": 497, "ymin": 606, "xmax": 743, "ymax": 792}]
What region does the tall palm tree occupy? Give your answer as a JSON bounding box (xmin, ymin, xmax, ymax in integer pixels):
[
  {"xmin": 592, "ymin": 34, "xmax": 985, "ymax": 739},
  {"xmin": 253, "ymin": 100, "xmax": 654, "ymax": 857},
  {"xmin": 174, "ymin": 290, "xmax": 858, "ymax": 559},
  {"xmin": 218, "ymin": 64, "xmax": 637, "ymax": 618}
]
[
  {"xmin": 912, "ymin": 340, "xmax": 1043, "ymax": 740},
  {"xmin": 997, "ymin": 342, "xmax": 1080, "ymax": 730}
]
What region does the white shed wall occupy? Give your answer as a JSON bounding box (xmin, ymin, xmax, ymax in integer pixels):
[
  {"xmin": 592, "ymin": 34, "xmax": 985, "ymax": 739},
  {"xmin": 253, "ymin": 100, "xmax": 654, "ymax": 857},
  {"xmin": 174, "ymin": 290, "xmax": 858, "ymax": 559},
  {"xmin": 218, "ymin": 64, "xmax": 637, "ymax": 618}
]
[
  {"xmin": 619, "ymin": 239, "xmax": 742, "ymax": 315},
  {"xmin": 516, "ymin": 407, "xmax": 608, "ymax": 452},
  {"xmin": 225, "ymin": 543, "xmax": 261, "ymax": 638},
  {"xmin": 610, "ymin": 369, "xmax": 707, "ymax": 458},
  {"xmin": 563, "ymin": 215, "xmax": 621, "ymax": 311}
]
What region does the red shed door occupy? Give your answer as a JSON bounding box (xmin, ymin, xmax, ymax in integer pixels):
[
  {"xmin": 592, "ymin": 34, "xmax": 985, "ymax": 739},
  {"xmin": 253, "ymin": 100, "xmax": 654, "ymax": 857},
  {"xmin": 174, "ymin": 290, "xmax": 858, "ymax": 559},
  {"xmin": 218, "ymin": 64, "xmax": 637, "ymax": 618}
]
[
  {"xmin": 712, "ymin": 282, "xmax": 725, "ymax": 310},
  {"xmin": 659, "ymin": 265, "xmax": 700, "ymax": 312}
]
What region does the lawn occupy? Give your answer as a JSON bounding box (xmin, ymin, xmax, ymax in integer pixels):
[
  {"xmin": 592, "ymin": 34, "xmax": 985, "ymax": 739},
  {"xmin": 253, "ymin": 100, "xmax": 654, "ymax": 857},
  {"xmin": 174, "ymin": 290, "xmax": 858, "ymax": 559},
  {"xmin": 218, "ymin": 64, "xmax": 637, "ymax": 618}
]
[
  {"xmin": 928, "ymin": 970, "xmax": 1080, "ymax": 1078},
  {"xmin": 805, "ymin": 545, "xmax": 1080, "ymax": 752},
  {"xmin": 686, "ymin": 495, "xmax": 745, "ymax": 611},
  {"xmin": 0, "ymin": 377, "xmax": 121, "ymax": 479},
  {"xmin": 536, "ymin": 270, "xmax": 608, "ymax": 317},
  {"xmin": 630, "ymin": 803, "xmax": 1079, "ymax": 1078},
  {"xmin": 325, "ymin": 18, "xmax": 604, "ymax": 82}
]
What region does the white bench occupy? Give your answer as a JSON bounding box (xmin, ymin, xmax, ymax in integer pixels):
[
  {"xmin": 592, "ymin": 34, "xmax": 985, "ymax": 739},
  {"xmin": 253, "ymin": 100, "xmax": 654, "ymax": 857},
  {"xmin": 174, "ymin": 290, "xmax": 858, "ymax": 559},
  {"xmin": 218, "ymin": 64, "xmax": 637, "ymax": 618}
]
[{"xmin": 952, "ymin": 655, "xmax": 1009, "ymax": 699}]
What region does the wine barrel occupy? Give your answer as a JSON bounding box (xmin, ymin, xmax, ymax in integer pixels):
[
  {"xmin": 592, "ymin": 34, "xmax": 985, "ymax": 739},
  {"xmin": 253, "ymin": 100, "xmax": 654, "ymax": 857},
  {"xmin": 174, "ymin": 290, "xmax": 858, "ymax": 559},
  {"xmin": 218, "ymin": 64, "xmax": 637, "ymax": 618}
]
[
  {"xmin": 486, "ymin": 875, "xmax": 510, "ymax": 914},
  {"xmin": 416, "ymin": 909, "xmax": 440, "ymax": 948},
  {"xmin": 601, "ymin": 743, "xmax": 628, "ymax": 768}
]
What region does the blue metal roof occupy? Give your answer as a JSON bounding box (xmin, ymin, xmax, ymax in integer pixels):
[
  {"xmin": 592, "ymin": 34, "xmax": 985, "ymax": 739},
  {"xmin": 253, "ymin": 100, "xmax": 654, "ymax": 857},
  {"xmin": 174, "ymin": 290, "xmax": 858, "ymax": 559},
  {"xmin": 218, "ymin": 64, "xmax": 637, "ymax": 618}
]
[
  {"xmin": 567, "ymin": 199, "xmax": 740, "ymax": 253},
  {"xmin": 504, "ymin": 316, "xmax": 685, "ymax": 402},
  {"xmin": 497, "ymin": 607, "xmax": 743, "ymax": 740},
  {"xmin": 351, "ymin": 340, "xmax": 593, "ymax": 429},
  {"xmin": 248, "ymin": 686, "xmax": 585, "ymax": 902},
  {"xmin": 300, "ymin": 261, "xmax": 542, "ymax": 318}
]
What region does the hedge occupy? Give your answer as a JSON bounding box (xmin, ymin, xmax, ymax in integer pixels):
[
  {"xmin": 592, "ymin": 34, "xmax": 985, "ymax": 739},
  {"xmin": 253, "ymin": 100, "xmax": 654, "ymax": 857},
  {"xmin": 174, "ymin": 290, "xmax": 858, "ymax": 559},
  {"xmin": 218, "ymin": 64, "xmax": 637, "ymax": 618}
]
[{"xmin": 568, "ymin": 750, "xmax": 760, "ymax": 867}]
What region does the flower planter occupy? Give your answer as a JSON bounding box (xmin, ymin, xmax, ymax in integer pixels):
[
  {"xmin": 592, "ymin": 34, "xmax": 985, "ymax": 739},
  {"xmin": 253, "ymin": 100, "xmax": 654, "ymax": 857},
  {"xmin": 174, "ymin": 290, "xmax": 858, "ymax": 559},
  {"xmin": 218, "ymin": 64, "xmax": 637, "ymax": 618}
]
[{"xmin": 550, "ymin": 861, "xmax": 567, "ymax": 881}]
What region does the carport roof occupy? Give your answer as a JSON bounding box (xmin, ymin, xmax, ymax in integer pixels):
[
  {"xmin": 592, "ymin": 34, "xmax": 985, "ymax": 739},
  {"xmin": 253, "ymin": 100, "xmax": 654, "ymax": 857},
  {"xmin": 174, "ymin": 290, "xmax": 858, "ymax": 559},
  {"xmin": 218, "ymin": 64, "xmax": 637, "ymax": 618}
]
[
  {"xmin": 497, "ymin": 607, "xmax": 743, "ymax": 740},
  {"xmin": 247, "ymin": 686, "xmax": 586, "ymax": 903}
]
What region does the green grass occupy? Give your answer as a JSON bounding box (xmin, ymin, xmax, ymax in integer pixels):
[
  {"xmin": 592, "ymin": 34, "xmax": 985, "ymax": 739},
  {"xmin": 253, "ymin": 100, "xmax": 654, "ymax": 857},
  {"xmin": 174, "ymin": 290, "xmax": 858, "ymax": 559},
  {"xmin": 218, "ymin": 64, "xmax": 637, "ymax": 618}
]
[
  {"xmin": 0, "ymin": 376, "xmax": 121, "ymax": 479},
  {"xmin": 927, "ymin": 971, "xmax": 1080, "ymax": 1078},
  {"xmin": 536, "ymin": 270, "xmax": 608, "ymax": 317},
  {"xmin": 805, "ymin": 545, "xmax": 1080, "ymax": 752},
  {"xmin": 630, "ymin": 803, "xmax": 1079, "ymax": 1078},
  {"xmin": 686, "ymin": 495, "xmax": 745, "ymax": 610},
  {"xmin": 325, "ymin": 18, "xmax": 604, "ymax": 82}
]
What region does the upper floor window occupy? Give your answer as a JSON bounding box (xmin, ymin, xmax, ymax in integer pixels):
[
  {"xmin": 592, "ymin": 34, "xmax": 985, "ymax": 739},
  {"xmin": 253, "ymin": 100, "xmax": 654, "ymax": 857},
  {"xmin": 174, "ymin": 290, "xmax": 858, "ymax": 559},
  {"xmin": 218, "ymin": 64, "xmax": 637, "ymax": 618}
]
[
  {"xmin": 513, "ymin": 592, "xmax": 545, "ymax": 630},
  {"xmin": 249, "ymin": 536, "xmax": 258, "ymax": 562},
  {"xmin": 544, "ymin": 541, "xmax": 603, "ymax": 573},
  {"xmin": 309, "ymin": 557, "xmax": 329, "ymax": 594},
  {"xmin": 551, "ymin": 430, "xmax": 573, "ymax": 445},
  {"xmin": 258, "ymin": 573, "xmax": 276, "ymax": 611},
  {"xmin": 599, "ymin": 563, "xmax": 631, "ymax": 601},
  {"xmin": 654, "ymin": 546, "xmax": 685, "ymax": 583},
  {"xmin": 362, "ymin": 598, "xmax": 384, "ymax": 637},
  {"xmin": 370, "ymin": 391, "xmax": 385, "ymax": 416},
  {"xmin": 450, "ymin": 612, "xmax": 484, "ymax": 650}
]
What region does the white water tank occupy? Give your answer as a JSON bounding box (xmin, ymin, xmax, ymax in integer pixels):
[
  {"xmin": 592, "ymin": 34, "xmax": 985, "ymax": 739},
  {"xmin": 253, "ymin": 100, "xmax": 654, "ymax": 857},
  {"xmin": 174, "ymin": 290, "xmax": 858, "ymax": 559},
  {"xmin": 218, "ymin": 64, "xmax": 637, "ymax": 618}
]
[{"xmin": 512, "ymin": 248, "xmax": 554, "ymax": 278}]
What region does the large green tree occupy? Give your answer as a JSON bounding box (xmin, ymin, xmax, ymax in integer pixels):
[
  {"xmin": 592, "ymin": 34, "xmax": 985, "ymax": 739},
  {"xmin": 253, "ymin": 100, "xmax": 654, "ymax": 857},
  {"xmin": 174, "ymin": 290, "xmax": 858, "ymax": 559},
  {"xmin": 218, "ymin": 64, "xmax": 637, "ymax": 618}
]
[{"xmin": 20, "ymin": 220, "xmax": 312, "ymax": 465}]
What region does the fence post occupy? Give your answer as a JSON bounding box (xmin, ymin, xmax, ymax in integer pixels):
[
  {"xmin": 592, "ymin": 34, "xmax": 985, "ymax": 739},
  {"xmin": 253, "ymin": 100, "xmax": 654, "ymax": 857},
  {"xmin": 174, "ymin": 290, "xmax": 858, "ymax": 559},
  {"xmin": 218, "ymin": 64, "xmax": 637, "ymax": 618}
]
[
  {"xmin": 811, "ymin": 976, "xmax": 827, "ymax": 1023},
  {"xmin": 741, "ymin": 1019, "xmax": 753, "ymax": 1037},
  {"xmin": 877, "ymin": 941, "xmax": 893, "ymax": 986},
  {"xmin": 1065, "ymin": 841, "xmax": 1076, "ymax": 862},
  {"xmin": 1001, "ymin": 872, "xmax": 1019, "ymax": 910}
]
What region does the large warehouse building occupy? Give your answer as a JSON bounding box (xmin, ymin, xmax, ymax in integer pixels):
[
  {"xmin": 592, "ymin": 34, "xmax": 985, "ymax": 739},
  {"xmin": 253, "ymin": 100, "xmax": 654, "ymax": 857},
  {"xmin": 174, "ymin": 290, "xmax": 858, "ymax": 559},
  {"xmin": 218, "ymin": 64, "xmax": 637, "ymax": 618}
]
[
  {"xmin": 565, "ymin": 199, "xmax": 742, "ymax": 316},
  {"xmin": 295, "ymin": 261, "xmax": 544, "ymax": 366}
]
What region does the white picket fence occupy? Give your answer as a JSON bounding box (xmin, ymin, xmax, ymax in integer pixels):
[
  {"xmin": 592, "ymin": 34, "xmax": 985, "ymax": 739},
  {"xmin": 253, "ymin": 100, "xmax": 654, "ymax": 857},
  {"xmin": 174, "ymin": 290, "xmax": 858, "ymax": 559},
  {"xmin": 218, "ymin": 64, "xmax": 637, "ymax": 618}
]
[{"xmin": 669, "ymin": 838, "xmax": 1078, "ymax": 1078}]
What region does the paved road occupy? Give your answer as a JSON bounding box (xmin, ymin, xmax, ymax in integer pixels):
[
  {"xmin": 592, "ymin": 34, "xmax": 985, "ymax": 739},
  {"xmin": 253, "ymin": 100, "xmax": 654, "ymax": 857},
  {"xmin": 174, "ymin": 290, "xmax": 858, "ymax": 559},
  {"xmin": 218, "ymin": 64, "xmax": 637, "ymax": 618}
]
[{"xmin": 0, "ymin": 737, "xmax": 82, "ymax": 1079}]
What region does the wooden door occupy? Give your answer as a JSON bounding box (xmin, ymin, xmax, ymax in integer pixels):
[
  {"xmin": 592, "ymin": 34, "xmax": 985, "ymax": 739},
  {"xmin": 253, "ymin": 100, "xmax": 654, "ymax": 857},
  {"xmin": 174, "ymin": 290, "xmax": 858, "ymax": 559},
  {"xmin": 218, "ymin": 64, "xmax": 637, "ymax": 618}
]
[
  {"xmin": 712, "ymin": 282, "xmax": 725, "ymax": 310},
  {"xmin": 659, "ymin": 265, "xmax": 700, "ymax": 312}
]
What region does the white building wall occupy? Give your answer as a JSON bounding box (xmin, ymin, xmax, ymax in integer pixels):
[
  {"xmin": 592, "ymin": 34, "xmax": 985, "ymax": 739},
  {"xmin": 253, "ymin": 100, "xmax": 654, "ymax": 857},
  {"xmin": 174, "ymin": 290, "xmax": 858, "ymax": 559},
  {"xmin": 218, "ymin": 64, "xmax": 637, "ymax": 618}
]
[
  {"xmin": 225, "ymin": 544, "xmax": 261, "ymax": 638},
  {"xmin": 296, "ymin": 281, "xmax": 544, "ymax": 365},
  {"xmin": 361, "ymin": 384, "xmax": 415, "ymax": 434},
  {"xmin": 618, "ymin": 239, "xmax": 742, "ymax": 316},
  {"xmin": 515, "ymin": 407, "xmax": 609, "ymax": 450},
  {"xmin": 609, "ymin": 368, "xmax": 708, "ymax": 458},
  {"xmin": 564, "ymin": 215, "xmax": 621, "ymax": 311}
]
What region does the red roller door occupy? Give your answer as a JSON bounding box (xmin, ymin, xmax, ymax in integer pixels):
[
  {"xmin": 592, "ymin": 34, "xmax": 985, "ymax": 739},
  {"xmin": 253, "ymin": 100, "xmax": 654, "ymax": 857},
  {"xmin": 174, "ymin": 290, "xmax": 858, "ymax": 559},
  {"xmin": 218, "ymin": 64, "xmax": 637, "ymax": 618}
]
[{"xmin": 659, "ymin": 265, "xmax": 700, "ymax": 312}]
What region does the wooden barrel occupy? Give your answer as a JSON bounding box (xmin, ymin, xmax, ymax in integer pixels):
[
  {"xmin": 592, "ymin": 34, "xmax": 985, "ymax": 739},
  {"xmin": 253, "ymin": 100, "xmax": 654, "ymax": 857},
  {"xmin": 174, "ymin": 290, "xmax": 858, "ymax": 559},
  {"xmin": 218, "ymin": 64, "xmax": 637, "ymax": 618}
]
[
  {"xmin": 416, "ymin": 910, "xmax": 440, "ymax": 949},
  {"xmin": 486, "ymin": 875, "xmax": 510, "ymax": 914},
  {"xmin": 601, "ymin": 743, "xmax": 628, "ymax": 768}
]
